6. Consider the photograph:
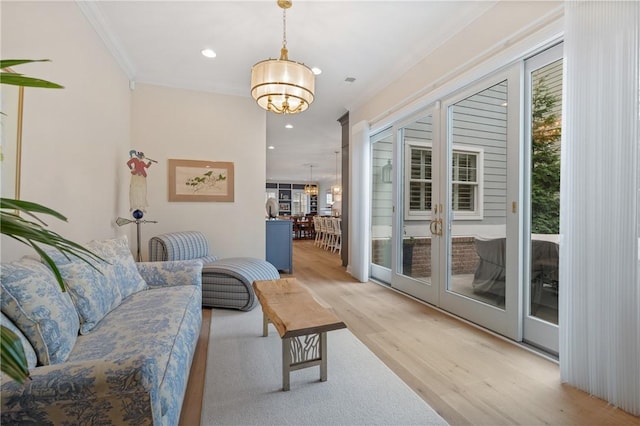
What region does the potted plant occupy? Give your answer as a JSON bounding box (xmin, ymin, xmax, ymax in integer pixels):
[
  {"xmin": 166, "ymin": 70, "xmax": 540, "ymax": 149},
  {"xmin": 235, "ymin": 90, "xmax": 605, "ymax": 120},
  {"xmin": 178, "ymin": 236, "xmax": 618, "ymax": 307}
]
[{"xmin": 1, "ymin": 60, "xmax": 102, "ymax": 383}]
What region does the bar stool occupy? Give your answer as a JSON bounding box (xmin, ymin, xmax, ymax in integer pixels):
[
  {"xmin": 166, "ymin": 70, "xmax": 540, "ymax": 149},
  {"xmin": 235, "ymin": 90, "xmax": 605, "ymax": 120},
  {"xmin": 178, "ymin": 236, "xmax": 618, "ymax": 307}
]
[
  {"xmin": 313, "ymin": 216, "xmax": 323, "ymax": 247},
  {"xmin": 331, "ymin": 217, "xmax": 342, "ymax": 254},
  {"xmin": 323, "ymin": 217, "xmax": 335, "ymax": 251}
]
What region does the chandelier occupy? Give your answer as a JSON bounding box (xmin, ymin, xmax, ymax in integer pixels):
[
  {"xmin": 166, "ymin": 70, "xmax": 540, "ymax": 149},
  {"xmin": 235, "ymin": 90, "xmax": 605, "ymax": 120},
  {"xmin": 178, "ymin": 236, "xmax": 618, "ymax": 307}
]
[
  {"xmin": 304, "ymin": 164, "xmax": 318, "ymax": 195},
  {"xmin": 250, "ymin": 0, "xmax": 315, "ymax": 114}
]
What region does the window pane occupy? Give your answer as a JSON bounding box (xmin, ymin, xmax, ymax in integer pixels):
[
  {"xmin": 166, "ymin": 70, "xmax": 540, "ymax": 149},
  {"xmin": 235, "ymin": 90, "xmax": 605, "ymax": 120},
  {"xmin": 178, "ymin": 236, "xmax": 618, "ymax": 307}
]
[
  {"xmin": 452, "ymin": 152, "xmax": 477, "ymax": 183},
  {"xmin": 424, "ymin": 150, "xmax": 432, "ymax": 180},
  {"xmin": 410, "ymin": 181, "xmax": 431, "ymax": 211},
  {"xmin": 411, "ymin": 150, "xmax": 422, "ymax": 179},
  {"xmin": 408, "ymin": 146, "xmax": 433, "ymax": 214},
  {"xmin": 410, "ymin": 148, "xmax": 432, "ymax": 180},
  {"xmin": 452, "ymin": 184, "xmax": 474, "ymax": 211}
]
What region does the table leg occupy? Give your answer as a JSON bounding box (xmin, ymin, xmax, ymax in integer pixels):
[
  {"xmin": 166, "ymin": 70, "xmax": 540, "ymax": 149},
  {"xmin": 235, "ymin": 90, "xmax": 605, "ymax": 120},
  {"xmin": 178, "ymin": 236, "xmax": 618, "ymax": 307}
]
[
  {"xmin": 281, "ymin": 333, "xmax": 329, "ymax": 391},
  {"xmin": 282, "ymin": 337, "xmax": 292, "ymax": 391},
  {"xmin": 320, "ymin": 332, "xmax": 327, "ymax": 382},
  {"xmin": 262, "ymin": 312, "xmax": 269, "ymax": 337}
]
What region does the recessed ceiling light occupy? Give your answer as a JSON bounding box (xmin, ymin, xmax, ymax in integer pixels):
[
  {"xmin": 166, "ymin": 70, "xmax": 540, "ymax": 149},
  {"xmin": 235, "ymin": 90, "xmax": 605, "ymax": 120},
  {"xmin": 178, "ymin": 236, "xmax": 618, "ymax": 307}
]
[
  {"xmin": 268, "ymin": 145, "xmax": 275, "ymax": 150},
  {"xmin": 201, "ymin": 49, "xmax": 216, "ymax": 58},
  {"xmin": 285, "ymin": 124, "xmax": 293, "ymax": 129},
  {"xmin": 311, "ymin": 67, "xmax": 322, "ymax": 75}
]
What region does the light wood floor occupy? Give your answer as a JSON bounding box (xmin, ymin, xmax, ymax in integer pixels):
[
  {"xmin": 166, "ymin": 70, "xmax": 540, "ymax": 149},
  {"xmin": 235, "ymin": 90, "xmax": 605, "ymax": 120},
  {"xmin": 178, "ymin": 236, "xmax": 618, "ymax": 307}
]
[{"xmin": 181, "ymin": 239, "xmax": 639, "ymax": 426}]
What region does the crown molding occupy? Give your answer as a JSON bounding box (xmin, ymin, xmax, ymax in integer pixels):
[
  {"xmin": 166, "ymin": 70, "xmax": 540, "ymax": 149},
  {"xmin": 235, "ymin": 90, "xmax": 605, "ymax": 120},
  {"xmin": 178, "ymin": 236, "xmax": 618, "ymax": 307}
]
[{"xmin": 75, "ymin": 1, "xmax": 136, "ymax": 81}]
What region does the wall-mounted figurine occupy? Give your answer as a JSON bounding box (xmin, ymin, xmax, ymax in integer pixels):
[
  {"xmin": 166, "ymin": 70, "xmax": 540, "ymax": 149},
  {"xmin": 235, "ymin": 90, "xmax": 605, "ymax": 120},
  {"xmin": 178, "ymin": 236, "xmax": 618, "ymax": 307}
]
[{"xmin": 126, "ymin": 149, "xmax": 157, "ymax": 212}]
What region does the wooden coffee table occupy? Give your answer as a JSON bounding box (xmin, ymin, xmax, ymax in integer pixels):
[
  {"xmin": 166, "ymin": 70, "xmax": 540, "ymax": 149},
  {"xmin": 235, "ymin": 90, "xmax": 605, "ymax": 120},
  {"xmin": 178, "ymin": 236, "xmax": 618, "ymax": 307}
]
[{"xmin": 253, "ymin": 278, "xmax": 347, "ymax": 391}]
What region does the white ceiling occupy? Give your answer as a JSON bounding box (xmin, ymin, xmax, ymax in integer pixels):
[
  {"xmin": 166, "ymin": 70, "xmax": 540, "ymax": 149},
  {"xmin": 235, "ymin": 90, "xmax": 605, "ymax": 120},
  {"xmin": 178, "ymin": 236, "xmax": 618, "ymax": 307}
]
[{"xmin": 87, "ymin": 1, "xmax": 496, "ymax": 184}]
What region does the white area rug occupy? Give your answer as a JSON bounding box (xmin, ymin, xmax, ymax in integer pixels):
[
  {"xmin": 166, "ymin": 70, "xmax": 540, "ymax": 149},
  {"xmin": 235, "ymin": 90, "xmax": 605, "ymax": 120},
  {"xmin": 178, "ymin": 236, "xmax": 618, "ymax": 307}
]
[{"xmin": 201, "ymin": 308, "xmax": 448, "ymax": 426}]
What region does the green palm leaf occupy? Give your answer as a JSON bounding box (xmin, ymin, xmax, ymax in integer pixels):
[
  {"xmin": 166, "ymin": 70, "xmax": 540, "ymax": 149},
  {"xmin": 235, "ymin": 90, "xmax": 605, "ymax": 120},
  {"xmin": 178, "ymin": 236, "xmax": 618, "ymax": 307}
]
[
  {"xmin": 0, "ymin": 59, "xmax": 63, "ymax": 88},
  {"xmin": 0, "ymin": 59, "xmax": 92, "ymax": 385},
  {"xmin": 0, "ymin": 326, "xmax": 30, "ymax": 384}
]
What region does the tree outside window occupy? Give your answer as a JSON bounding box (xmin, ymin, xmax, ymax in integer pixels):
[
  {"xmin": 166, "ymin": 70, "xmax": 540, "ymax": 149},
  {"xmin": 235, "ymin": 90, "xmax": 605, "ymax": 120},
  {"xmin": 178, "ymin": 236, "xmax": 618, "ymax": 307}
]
[{"xmin": 531, "ymin": 77, "xmax": 561, "ymax": 234}]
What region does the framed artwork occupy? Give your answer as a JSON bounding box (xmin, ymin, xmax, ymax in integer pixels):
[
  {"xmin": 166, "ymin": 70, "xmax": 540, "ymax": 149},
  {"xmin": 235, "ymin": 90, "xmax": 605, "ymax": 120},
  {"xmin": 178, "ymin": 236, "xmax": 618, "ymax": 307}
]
[
  {"xmin": 168, "ymin": 159, "xmax": 234, "ymax": 202},
  {"xmin": 278, "ymin": 202, "xmax": 289, "ymax": 211}
]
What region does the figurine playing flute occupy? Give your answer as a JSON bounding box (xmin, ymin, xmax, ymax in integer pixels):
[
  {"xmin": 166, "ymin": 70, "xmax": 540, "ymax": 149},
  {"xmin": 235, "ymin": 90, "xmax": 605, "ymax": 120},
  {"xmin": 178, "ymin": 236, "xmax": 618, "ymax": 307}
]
[{"xmin": 126, "ymin": 150, "xmax": 157, "ymax": 212}]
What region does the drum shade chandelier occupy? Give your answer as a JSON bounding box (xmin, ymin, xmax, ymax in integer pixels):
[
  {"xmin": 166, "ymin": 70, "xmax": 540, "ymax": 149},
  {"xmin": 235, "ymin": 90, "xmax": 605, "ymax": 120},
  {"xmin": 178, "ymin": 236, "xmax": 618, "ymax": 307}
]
[
  {"xmin": 304, "ymin": 164, "xmax": 318, "ymax": 196},
  {"xmin": 251, "ymin": 0, "xmax": 315, "ymax": 114}
]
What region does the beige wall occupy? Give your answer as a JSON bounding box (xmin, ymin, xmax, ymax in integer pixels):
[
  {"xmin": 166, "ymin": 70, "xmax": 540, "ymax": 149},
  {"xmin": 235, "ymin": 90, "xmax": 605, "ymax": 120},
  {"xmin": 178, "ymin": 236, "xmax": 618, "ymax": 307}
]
[
  {"xmin": 350, "ymin": 1, "xmax": 562, "ymax": 127},
  {"xmin": 130, "ymin": 84, "xmax": 266, "ymax": 260},
  {"xmin": 1, "ymin": 2, "xmax": 267, "ymax": 262},
  {"xmin": 1, "ymin": 1, "xmax": 132, "ymax": 261}
]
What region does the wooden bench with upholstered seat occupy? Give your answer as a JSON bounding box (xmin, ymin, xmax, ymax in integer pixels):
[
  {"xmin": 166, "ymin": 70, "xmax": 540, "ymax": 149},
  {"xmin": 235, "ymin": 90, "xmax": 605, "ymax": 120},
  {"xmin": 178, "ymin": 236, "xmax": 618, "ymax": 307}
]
[{"xmin": 253, "ymin": 278, "xmax": 347, "ymax": 391}]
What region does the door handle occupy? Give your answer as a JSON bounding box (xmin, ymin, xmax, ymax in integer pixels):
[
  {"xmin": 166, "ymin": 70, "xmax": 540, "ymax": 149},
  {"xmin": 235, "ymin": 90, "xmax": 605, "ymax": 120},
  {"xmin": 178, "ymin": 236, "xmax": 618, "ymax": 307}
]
[
  {"xmin": 430, "ymin": 219, "xmax": 444, "ymax": 236},
  {"xmin": 434, "ymin": 218, "xmax": 443, "ymax": 236},
  {"xmin": 430, "ymin": 220, "xmax": 438, "ymax": 235}
]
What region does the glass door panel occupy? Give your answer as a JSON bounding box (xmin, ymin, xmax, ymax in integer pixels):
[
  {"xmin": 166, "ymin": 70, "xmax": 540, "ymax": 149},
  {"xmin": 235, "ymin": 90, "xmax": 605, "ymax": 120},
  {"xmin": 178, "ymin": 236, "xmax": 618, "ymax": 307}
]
[
  {"xmin": 446, "ymin": 80, "xmax": 509, "ymax": 309},
  {"xmin": 439, "ymin": 67, "xmax": 520, "ymax": 340},
  {"xmin": 529, "ymin": 58, "xmax": 562, "ymax": 325},
  {"xmin": 400, "ymin": 115, "xmax": 434, "ymax": 285},
  {"xmin": 524, "ymin": 44, "xmax": 562, "ymax": 354},
  {"xmin": 387, "ymin": 109, "xmax": 439, "ymax": 305},
  {"xmin": 370, "ymin": 129, "xmax": 393, "ymax": 284}
]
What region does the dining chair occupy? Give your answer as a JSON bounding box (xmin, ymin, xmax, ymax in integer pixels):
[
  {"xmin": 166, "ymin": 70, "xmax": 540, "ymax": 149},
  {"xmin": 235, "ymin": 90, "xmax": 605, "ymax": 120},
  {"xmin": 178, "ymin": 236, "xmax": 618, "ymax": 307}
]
[
  {"xmin": 305, "ymin": 214, "xmax": 316, "ymax": 239},
  {"xmin": 291, "ymin": 216, "xmax": 300, "ymax": 240}
]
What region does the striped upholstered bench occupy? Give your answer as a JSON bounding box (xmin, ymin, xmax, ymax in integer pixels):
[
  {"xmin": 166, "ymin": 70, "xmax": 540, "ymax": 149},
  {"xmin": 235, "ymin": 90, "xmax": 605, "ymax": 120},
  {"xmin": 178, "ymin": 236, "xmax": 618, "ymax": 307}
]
[{"xmin": 148, "ymin": 231, "xmax": 280, "ymax": 311}]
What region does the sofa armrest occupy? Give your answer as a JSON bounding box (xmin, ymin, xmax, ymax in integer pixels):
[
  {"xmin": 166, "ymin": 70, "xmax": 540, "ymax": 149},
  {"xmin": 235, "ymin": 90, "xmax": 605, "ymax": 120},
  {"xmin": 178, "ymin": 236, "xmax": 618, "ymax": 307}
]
[
  {"xmin": 1, "ymin": 354, "xmax": 160, "ymax": 425},
  {"xmin": 136, "ymin": 260, "xmax": 203, "ymax": 288}
]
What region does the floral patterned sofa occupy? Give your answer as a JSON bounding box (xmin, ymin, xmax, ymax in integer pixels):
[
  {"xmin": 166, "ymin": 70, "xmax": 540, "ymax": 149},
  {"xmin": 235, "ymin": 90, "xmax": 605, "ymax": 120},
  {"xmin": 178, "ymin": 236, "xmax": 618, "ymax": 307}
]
[{"xmin": 0, "ymin": 236, "xmax": 202, "ymax": 426}]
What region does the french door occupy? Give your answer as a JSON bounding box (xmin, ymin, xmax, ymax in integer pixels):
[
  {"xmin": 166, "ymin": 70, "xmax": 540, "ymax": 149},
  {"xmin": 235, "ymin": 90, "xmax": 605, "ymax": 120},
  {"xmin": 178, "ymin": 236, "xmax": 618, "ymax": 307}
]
[
  {"xmin": 371, "ymin": 67, "xmax": 522, "ymax": 340},
  {"xmin": 370, "ymin": 46, "xmax": 562, "ymax": 351},
  {"xmin": 437, "ymin": 69, "xmax": 521, "ymax": 339}
]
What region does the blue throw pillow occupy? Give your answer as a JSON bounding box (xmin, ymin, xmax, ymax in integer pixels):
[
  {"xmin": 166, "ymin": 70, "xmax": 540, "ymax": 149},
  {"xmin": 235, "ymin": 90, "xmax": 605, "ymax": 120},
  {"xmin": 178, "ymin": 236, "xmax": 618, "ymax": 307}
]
[
  {"xmin": 87, "ymin": 235, "xmax": 148, "ymax": 300},
  {"xmin": 1, "ymin": 311, "xmax": 38, "ymax": 370},
  {"xmin": 1, "ymin": 257, "xmax": 80, "ymax": 365},
  {"xmin": 57, "ymin": 235, "xmax": 148, "ymax": 334},
  {"xmin": 58, "ymin": 258, "xmax": 122, "ymax": 335}
]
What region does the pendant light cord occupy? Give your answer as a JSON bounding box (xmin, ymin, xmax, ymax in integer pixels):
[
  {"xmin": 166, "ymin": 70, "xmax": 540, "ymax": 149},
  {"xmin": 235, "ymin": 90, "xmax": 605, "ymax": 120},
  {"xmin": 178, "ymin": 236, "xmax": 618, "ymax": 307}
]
[{"xmin": 282, "ymin": 8, "xmax": 287, "ymax": 50}]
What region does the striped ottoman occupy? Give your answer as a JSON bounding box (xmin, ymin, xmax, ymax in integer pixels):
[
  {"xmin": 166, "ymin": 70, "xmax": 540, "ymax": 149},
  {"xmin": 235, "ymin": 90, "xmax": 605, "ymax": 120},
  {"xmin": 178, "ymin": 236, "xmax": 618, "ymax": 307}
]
[
  {"xmin": 148, "ymin": 231, "xmax": 280, "ymax": 311},
  {"xmin": 202, "ymin": 257, "xmax": 279, "ymax": 311}
]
